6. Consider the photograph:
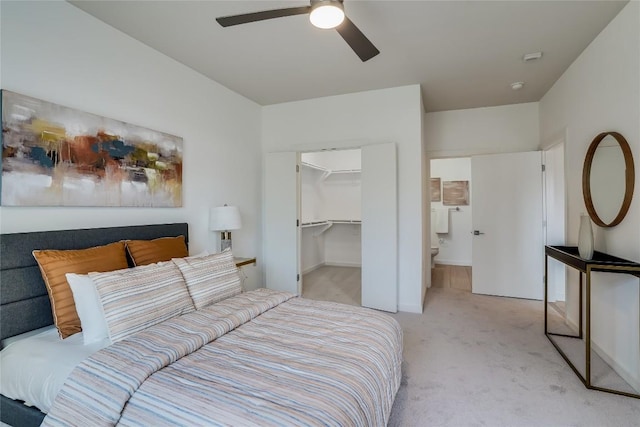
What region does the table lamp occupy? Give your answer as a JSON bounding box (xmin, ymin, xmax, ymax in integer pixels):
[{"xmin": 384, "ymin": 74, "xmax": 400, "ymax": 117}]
[{"xmin": 209, "ymin": 205, "xmax": 242, "ymax": 252}]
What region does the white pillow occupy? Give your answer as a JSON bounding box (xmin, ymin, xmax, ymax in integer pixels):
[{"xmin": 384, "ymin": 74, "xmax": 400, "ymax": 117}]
[{"xmin": 65, "ymin": 273, "xmax": 110, "ymax": 345}]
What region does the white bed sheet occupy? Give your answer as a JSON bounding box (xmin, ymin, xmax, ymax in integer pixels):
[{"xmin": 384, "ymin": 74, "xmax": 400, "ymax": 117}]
[{"xmin": 0, "ymin": 326, "xmax": 109, "ymax": 413}]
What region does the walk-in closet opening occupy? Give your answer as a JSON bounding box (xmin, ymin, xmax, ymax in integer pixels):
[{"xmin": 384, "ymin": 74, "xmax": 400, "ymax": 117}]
[{"xmin": 300, "ymin": 149, "xmax": 362, "ymax": 306}]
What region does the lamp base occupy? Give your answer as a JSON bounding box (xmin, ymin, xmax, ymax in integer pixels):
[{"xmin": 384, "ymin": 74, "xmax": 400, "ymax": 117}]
[{"xmin": 220, "ymin": 231, "xmax": 232, "ymax": 252}]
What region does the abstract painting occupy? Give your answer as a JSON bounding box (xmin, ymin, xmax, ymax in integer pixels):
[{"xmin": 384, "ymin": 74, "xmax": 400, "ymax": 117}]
[
  {"xmin": 430, "ymin": 177, "xmax": 441, "ymax": 202},
  {"xmin": 1, "ymin": 90, "xmax": 182, "ymax": 207},
  {"xmin": 443, "ymin": 180, "xmax": 469, "ymax": 206}
]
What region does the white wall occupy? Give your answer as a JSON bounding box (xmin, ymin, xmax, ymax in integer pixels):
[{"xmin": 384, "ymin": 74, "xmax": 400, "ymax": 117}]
[
  {"xmin": 425, "ymin": 102, "xmax": 540, "ymax": 158},
  {"xmin": 263, "ymin": 85, "xmax": 425, "ymax": 313},
  {"xmin": 322, "ymin": 174, "xmax": 361, "ymax": 222},
  {"xmin": 324, "ymin": 224, "xmax": 362, "ymax": 267},
  {"xmin": 302, "ymin": 149, "xmax": 362, "ymax": 222},
  {"xmin": 539, "ymin": 1, "xmax": 640, "ymax": 391},
  {"xmin": 0, "ymin": 1, "xmax": 263, "ymax": 289},
  {"xmin": 301, "ymin": 227, "xmax": 325, "ymax": 274},
  {"xmin": 300, "ymin": 165, "xmax": 325, "ymax": 223},
  {"xmin": 300, "ymin": 164, "xmax": 326, "ymax": 274},
  {"xmin": 430, "ymin": 158, "xmax": 472, "ymax": 266}
]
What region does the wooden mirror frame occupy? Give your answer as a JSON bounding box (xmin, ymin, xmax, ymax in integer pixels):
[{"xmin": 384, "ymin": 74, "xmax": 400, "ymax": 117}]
[{"xmin": 582, "ymin": 131, "xmax": 635, "ymax": 227}]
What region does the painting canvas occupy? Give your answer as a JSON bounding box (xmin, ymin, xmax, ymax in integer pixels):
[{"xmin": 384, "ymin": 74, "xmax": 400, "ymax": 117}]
[
  {"xmin": 430, "ymin": 177, "xmax": 441, "ymax": 202},
  {"xmin": 1, "ymin": 90, "xmax": 182, "ymax": 207},
  {"xmin": 443, "ymin": 180, "xmax": 469, "ymax": 206}
]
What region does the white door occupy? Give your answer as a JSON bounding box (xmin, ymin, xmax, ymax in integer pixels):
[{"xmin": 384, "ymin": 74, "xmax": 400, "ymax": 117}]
[
  {"xmin": 471, "ymin": 151, "xmax": 543, "ymax": 300},
  {"xmin": 264, "ymin": 152, "xmax": 301, "ymax": 294},
  {"xmin": 361, "ymin": 143, "xmax": 398, "ymax": 312}
]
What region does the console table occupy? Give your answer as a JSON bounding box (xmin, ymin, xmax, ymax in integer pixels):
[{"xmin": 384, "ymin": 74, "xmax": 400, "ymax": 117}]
[{"xmin": 544, "ymin": 245, "xmax": 640, "ymax": 399}]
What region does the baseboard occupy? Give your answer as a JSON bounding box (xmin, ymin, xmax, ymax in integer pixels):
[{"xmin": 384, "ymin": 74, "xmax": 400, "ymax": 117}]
[
  {"xmin": 302, "ymin": 262, "xmax": 325, "ymax": 275},
  {"xmin": 303, "ymin": 262, "xmax": 362, "ymax": 274},
  {"xmin": 554, "ymin": 292, "xmax": 566, "ymax": 301},
  {"xmin": 324, "ymin": 261, "xmax": 361, "ymax": 268},
  {"xmin": 564, "ymin": 317, "xmax": 639, "ymax": 393},
  {"xmin": 565, "ymin": 316, "xmax": 580, "ymax": 335},
  {"xmin": 591, "ymin": 341, "xmax": 640, "ymax": 393},
  {"xmin": 434, "ymin": 259, "xmax": 471, "ymax": 267}
]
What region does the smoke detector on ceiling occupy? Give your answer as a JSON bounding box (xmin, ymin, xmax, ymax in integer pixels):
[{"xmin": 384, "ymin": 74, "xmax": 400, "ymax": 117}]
[
  {"xmin": 523, "ymin": 52, "xmax": 543, "ymax": 62},
  {"xmin": 511, "ymin": 82, "xmax": 525, "ymax": 91}
]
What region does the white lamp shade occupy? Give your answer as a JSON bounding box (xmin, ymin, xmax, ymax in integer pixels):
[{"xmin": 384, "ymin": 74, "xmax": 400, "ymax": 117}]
[{"xmin": 209, "ymin": 206, "xmax": 242, "ymax": 231}]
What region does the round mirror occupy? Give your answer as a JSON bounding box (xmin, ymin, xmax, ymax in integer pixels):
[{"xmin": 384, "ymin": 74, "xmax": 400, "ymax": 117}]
[{"xmin": 582, "ymin": 132, "xmax": 635, "ymax": 227}]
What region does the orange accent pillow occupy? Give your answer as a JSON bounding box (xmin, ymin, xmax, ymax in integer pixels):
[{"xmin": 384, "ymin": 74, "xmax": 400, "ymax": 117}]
[
  {"xmin": 32, "ymin": 241, "xmax": 129, "ymax": 339},
  {"xmin": 126, "ymin": 236, "xmax": 188, "ymax": 266}
]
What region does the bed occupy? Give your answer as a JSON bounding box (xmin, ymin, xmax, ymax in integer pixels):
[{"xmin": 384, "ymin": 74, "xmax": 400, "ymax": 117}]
[{"xmin": 0, "ymin": 223, "xmax": 402, "ymax": 427}]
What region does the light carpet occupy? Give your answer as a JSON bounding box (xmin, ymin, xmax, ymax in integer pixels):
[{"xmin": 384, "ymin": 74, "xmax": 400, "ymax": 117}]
[{"xmin": 387, "ymin": 287, "xmax": 640, "ymax": 426}]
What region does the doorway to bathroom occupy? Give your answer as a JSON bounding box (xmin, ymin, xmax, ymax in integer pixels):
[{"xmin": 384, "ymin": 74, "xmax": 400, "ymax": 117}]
[
  {"xmin": 430, "ymin": 157, "xmax": 473, "ymax": 292},
  {"xmin": 430, "ymin": 151, "xmax": 544, "ymax": 298}
]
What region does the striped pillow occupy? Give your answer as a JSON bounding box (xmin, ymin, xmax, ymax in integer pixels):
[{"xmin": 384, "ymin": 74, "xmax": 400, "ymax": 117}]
[
  {"xmin": 172, "ymin": 250, "xmax": 241, "ymax": 309},
  {"xmin": 90, "ymin": 261, "xmax": 195, "ymax": 342}
]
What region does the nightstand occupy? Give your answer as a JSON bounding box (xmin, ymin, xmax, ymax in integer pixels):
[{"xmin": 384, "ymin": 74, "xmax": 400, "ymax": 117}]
[
  {"xmin": 234, "ymin": 257, "xmax": 256, "ymax": 291},
  {"xmin": 234, "ymin": 257, "xmax": 257, "ymax": 268}
]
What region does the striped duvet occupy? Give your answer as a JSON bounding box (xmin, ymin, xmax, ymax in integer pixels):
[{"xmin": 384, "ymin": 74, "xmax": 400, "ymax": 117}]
[{"xmin": 43, "ymin": 288, "xmax": 403, "ymax": 426}]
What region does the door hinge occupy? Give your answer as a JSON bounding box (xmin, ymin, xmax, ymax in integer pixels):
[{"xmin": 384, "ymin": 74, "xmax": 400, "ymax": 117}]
[
  {"xmin": 541, "ymin": 164, "xmax": 546, "ymax": 172},
  {"xmin": 296, "ymin": 165, "xmax": 299, "ymax": 172},
  {"xmin": 297, "ymin": 274, "xmax": 300, "ymax": 282},
  {"xmin": 297, "ymin": 219, "xmax": 299, "ymax": 227}
]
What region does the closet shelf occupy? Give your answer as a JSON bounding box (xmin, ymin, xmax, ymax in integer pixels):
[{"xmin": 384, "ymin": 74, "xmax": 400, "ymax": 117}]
[
  {"xmin": 301, "ymin": 219, "xmax": 359, "ymax": 236},
  {"xmin": 301, "ymin": 220, "xmax": 333, "ymax": 236},
  {"xmin": 329, "ymin": 219, "xmax": 361, "ymax": 224},
  {"xmin": 329, "ymin": 169, "xmax": 361, "ymax": 174},
  {"xmin": 301, "ymin": 162, "xmax": 326, "ymax": 172},
  {"xmin": 301, "ymin": 162, "xmax": 361, "ymax": 180},
  {"xmin": 301, "ymin": 221, "xmax": 330, "ymax": 228}
]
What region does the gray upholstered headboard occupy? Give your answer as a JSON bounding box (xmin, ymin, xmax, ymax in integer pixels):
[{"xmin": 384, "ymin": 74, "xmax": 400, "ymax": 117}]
[{"xmin": 0, "ymin": 222, "xmax": 189, "ymax": 343}]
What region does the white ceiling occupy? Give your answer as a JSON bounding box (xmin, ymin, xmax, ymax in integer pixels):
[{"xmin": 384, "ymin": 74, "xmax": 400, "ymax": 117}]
[{"xmin": 70, "ymin": 0, "xmax": 627, "ymax": 112}]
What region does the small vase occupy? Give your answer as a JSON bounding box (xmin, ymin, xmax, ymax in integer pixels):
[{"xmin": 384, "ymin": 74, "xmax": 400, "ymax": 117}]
[{"xmin": 578, "ymin": 214, "xmax": 594, "ymax": 259}]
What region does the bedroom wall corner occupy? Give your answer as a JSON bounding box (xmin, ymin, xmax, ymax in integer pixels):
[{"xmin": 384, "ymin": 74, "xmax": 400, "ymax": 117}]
[{"xmin": 0, "ymin": 1, "xmax": 263, "ymax": 290}]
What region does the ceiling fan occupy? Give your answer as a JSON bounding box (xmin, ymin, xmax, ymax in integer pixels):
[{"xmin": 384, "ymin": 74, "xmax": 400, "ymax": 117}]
[{"xmin": 216, "ymin": 0, "xmax": 380, "ymax": 62}]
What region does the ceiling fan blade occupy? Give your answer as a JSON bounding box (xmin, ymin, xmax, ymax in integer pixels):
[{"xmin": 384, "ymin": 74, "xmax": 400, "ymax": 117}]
[
  {"xmin": 335, "ymin": 17, "xmax": 379, "ymax": 62},
  {"xmin": 216, "ymin": 6, "xmax": 312, "ymax": 27}
]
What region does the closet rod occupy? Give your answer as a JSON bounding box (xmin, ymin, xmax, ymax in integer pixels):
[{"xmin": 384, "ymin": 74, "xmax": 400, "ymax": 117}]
[
  {"xmin": 301, "ymin": 221, "xmax": 330, "ymax": 228},
  {"xmin": 301, "ymin": 161, "xmax": 327, "ymax": 172}
]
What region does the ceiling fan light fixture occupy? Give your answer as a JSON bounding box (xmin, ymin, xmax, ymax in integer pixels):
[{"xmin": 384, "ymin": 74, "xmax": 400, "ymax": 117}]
[{"xmin": 309, "ymin": 1, "xmax": 345, "ymax": 29}]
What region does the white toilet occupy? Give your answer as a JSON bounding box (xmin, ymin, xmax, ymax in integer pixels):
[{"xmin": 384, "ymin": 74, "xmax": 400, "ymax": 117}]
[{"xmin": 431, "ymin": 243, "xmax": 439, "ymax": 268}]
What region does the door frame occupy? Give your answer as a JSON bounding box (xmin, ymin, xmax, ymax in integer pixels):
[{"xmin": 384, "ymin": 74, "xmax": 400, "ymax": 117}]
[
  {"xmin": 265, "ymin": 142, "xmax": 399, "ymax": 312},
  {"xmin": 542, "ymin": 139, "xmax": 568, "ymax": 302}
]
